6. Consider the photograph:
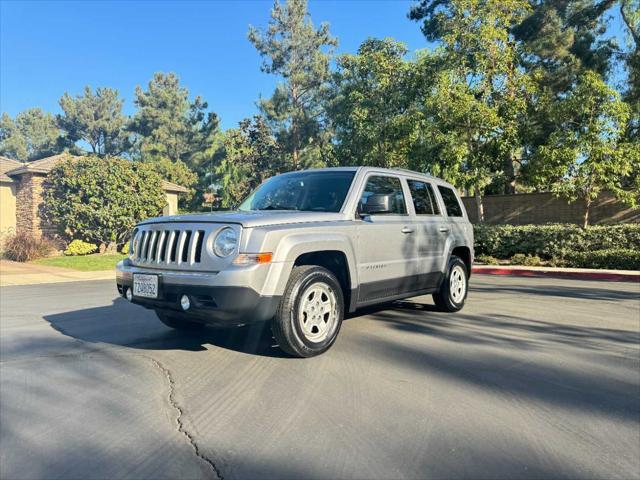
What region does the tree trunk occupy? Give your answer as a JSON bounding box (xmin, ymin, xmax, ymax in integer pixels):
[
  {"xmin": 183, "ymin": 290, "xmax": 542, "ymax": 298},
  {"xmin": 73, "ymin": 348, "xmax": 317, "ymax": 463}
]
[
  {"xmin": 291, "ymin": 82, "xmax": 300, "ymax": 170},
  {"xmin": 100, "ymin": 242, "xmax": 118, "ymax": 254},
  {"xmin": 583, "ymin": 198, "xmax": 592, "ymax": 228},
  {"xmin": 292, "ymin": 130, "xmax": 299, "ymax": 170},
  {"xmin": 504, "ymin": 157, "xmax": 517, "ymax": 194},
  {"xmin": 475, "ymin": 192, "xmax": 485, "ymax": 223}
]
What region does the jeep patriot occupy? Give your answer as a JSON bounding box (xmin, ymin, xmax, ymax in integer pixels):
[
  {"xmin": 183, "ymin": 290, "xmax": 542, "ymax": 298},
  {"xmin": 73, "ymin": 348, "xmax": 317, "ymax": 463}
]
[{"xmin": 116, "ymin": 167, "xmax": 474, "ymax": 357}]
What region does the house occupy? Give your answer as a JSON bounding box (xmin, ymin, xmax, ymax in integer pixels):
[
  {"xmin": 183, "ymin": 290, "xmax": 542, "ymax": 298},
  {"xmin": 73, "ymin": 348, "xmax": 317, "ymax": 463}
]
[{"xmin": 0, "ymin": 154, "xmax": 188, "ymax": 242}]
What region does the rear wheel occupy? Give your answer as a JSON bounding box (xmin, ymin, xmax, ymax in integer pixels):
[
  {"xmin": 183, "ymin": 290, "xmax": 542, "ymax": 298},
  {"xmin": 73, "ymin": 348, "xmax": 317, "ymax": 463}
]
[
  {"xmin": 433, "ymin": 256, "xmax": 468, "ymax": 312},
  {"xmin": 155, "ymin": 310, "xmax": 204, "ymax": 330},
  {"xmin": 271, "ymin": 265, "xmax": 344, "ymax": 358}
]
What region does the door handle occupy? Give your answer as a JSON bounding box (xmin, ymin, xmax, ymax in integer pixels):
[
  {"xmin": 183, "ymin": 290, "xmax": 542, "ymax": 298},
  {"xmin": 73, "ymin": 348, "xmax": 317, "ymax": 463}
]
[
  {"xmin": 438, "ymin": 226, "xmax": 450, "ymax": 233},
  {"xmin": 401, "ymin": 227, "xmax": 414, "ymax": 234}
]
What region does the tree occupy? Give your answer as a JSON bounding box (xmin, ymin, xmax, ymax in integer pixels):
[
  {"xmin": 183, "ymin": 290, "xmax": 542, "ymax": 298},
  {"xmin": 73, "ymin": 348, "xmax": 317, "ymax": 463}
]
[
  {"xmin": 43, "ymin": 156, "xmax": 167, "ymax": 250},
  {"xmin": 410, "ymin": 0, "xmax": 534, "ymax": 220},
  {"xmin": 144, "ymin": 157, "xmax": 198, "ymax": 208},
  {"xmin": 620, "ymin": 0, "xmax": 639, "ymax": 140},
  {"xmin": 530, "ymin": 71, "xmax": 638, "ymax": 227},
  {"xmin": 129, "ymin": 72, "xmax": 219, "ymax": 170},
  {"xmin": 0, "ymin": 108, "xmax": 62, "ymax": 161},
  {"xmin": 507, "ymin": 0, "xmax": 627, "ymax": 175},
  {"xmin": 249, "ymin": 0, "xmax": 337, "ymax": 169},
  {"xmin": 510, "ymin": 0, "xmax": 620, "ymax": 95},
  {"xmin": 328, "ymin": 38, "xmax": 422, "ymax": 169},
  {"xmin": 213, "ymin": 116, "xmax": 283, "ymax": 207},
  {"xmin": 58, "ymin": 86, "xmax": 129, "ymax": 156}
]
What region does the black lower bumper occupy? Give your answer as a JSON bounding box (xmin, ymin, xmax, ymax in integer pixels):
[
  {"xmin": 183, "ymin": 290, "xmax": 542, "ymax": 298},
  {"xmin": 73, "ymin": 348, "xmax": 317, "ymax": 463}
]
[{"xmin": 117, "ymin": 280, "xmax": 281, "ymax": 326}]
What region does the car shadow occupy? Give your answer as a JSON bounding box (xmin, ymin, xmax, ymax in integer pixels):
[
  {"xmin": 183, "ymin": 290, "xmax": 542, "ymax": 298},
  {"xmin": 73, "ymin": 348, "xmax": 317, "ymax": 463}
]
[
  {"xmin": 42, "ymin": 296, "xmax": 440, "ymax": 359},
  {"xmin": 43, "ymin": 297, "xmax": 287, "ymax": 358}
]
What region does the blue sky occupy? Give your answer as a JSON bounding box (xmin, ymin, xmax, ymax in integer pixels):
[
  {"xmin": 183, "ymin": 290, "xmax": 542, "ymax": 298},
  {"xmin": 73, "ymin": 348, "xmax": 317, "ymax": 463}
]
[
  {"xmin": 0, "ymin": 0, "xmax": 630, "ymax": 131},
  {"xmin": 0, "ymin": 0, "xmax": 427, "ymax": 130}
]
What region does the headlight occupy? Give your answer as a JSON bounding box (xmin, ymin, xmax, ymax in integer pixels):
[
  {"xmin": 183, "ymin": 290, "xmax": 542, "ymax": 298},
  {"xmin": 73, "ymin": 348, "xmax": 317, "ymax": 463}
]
[{"xmin": 213, "ymin": 227, "xmax": 238, "ymax": 257}]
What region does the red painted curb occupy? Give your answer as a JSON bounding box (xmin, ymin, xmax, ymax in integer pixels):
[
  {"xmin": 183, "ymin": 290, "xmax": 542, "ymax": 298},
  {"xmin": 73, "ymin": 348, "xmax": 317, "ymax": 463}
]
[{"xmin": 472, "ymin": 266, "xmax": 640, "ymax": 283}]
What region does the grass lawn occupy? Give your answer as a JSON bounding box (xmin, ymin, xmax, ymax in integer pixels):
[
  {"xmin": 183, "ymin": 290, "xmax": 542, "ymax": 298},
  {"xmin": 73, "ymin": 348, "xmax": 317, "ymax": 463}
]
[{"xmin": 33, "ymin": 254, "xmax": 127, "ymax": 271}]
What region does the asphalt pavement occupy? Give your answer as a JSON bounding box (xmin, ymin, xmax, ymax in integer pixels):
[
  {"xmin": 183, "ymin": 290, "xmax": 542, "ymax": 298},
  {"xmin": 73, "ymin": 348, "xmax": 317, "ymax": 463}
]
[{"xmin": 1, "ymin": 275, "xmax": 639, "ymax": 479}]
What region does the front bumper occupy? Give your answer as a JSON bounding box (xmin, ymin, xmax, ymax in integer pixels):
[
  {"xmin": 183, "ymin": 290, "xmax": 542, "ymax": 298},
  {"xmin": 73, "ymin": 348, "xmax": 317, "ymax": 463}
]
[{"xmin": 116, "ymin": 260, "xmax": 281, "ymax": 326}]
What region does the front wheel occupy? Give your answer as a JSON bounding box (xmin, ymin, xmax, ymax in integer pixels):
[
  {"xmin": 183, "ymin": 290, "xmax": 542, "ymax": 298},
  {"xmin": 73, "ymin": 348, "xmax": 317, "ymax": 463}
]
[
  {"xmin": 271, "ymin": 265, "xmax": 344, "ymax": 358},
  {"xmin": 433, "ymin": 256, "xmax": 469, "ymax": 312}
]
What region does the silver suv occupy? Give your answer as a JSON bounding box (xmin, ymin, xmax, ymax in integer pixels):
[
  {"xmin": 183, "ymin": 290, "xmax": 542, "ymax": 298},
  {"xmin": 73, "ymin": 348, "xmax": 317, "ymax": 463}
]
[{"xmin": 116, "ymin": 167, "xmax": 474, "ymax": 357}]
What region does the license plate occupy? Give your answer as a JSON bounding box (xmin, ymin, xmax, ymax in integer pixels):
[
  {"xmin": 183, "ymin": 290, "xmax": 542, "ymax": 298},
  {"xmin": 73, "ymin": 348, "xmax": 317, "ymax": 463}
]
[{"xmin": 133, "ymin": 274, "xmax": 158, "ymax": 299}]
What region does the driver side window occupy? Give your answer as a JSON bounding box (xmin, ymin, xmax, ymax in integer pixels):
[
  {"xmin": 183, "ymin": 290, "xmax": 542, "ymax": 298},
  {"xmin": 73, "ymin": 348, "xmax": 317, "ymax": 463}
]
[{"xmin": 360, "ymin": 176, "xmax": 407, "ymax": 215}]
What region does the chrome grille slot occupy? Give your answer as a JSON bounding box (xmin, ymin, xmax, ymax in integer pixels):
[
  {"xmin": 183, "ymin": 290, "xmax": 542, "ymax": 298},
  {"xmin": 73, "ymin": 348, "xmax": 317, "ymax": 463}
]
[
  {"xmin": 180, "ymin": 230, "xmax": 192, "ymax": 263},
  {"xmin": 194, "ymin": 230, "xmax": 205, "ymax": 263},
  {"xmin": 147, "ymin": 231, "xmax": 158, "ymax": 262},
  {"xmin": 141, "ymin": 231, "xmax": 151, "ymax": 260},
  {"xmin": 155, "ymin": 231, "xmax": 167, "ymax": 263},
  {"xmin": 169, "ymin": 230, "xmax": 180, "ymax": 262}
]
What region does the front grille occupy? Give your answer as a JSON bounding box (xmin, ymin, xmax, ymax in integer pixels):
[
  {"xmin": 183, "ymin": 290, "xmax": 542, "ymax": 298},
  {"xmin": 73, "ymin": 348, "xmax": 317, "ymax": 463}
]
[{"xmin": 133, "ymin": 228, "xmax": 206, "ymax": 266}]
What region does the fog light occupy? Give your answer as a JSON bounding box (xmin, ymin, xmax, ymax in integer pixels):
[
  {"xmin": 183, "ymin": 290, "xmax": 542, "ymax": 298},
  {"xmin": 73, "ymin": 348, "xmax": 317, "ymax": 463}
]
[
  {"xmin": 180, "ymin": 294, "xmax": 191, "ymax": 311},
  {"xmin": 126, "ymin": 288, "xmax": 133, "ymax": 301}
]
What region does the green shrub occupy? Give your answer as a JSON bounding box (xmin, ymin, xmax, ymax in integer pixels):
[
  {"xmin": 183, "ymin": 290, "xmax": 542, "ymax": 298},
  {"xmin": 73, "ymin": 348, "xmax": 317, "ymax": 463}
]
[
  {"xmin": 509, "ymin": 253, "xmax": 542, "ymax": 266},
  {"xmin": 121, "ymin": 242, "xmax": 130, "ymax": 255},
  {"xmin": 3, "ymin": 233, "xmax": 55, "ymax": 262},
  {"xmin": 510, "ymin": 253, "xmax": 527, "ymax": 265},
  {"xmin": 64, "ymin": 239, "xmax": 97, "ymax": 256},
  {"xmin": 43, "ymin": 156, "xmax": 167, "ymax": 249},
  {"xmin": 474, "ymin": 224, "xmax": 640, "ymax": 260},
  {"xmin": 566, "ymin": 249, "xmax": 640, "ymax": 270},
  {"xmin": 522, "ymin": 255, "xmax": 543, "ymax": 266},
  {"xmin": 549, "ymin": 256, "xmax": 568, "ymax": 267},
  {"xmin": 476, "ymin": 254, "xmax": 499, "ymax": 265}
]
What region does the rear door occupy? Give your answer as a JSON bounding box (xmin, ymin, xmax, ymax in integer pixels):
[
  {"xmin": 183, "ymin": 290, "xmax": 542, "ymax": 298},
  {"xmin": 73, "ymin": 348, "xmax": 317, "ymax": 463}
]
[
  {"xmin": 436, "ymin": 184, "xmax": 470, "ymax": 261},
  {"xmin": 355, "ymin": 174, "xmax": 420, "ymax": 305},
  {"xmin": 406, "ymin": 178, "xmax": 447, "ymax": 288}
]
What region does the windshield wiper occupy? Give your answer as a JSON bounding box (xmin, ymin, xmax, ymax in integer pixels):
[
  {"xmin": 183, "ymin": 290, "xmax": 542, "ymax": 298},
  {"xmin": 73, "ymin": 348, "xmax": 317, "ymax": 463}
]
[{"xmin": 261, "ymin": 205, "xmax": 294, "ymax": 211}]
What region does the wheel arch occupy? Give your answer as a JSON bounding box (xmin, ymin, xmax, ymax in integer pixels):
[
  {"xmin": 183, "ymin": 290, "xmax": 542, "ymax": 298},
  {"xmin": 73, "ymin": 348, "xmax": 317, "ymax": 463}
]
[
  {"xmin": 450, "ymin": 245, "xmax": 472, "ymax": 277},
  {"xmin": 294, "ymin": 250, "xmax": 353, "ymax": 313}
]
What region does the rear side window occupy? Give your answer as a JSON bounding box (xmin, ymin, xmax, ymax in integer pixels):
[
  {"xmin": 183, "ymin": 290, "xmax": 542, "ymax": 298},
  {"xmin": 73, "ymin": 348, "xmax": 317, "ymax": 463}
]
[
  {"xmin": 437, "ymin": 186, "xmax": 463, "ymax": 217},
  {"xmin": 407, "ymin": 180, "xmax": 440, "ymax": 215},
  {"xmin": 360, "ymin": 176, "xmax": 407, "ymax": 215}
]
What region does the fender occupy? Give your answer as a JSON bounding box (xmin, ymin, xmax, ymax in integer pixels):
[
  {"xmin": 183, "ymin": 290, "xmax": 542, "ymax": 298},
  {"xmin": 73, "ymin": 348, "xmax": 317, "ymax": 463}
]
[{"xmin": 261, "ymin": 231, "xmax": 358, "ymax": 297}]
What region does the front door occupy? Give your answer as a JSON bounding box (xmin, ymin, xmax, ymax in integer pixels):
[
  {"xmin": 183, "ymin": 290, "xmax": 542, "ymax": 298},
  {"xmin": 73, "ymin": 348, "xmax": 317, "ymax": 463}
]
[{"xmin": 355, "ymin": 174, "xmax": 420, "ymax": 305}]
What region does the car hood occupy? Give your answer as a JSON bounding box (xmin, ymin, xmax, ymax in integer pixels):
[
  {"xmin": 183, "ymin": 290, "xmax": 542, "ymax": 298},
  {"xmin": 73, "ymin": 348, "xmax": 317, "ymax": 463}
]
[{"xmin": 138, "ymin": 210, "xmax": 350, "ymax": 228}]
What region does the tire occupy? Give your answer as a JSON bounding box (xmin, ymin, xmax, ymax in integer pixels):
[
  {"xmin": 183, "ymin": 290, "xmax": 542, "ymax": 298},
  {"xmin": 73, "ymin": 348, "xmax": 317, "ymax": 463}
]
[
  {"xmin": 433, "ymin": 255, "xmax": 469, "ymax": 312},
  {"xmin": 271, "ymin": 265, "xmax": 344, "ymax": 358},
  {"xmin": 155, "ymin": 310, "xmax": 205, "ymax": 330}
]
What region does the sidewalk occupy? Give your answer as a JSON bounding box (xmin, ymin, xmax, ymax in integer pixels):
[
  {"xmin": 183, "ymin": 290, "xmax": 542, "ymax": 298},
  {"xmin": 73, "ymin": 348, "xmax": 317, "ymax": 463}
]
[
  {"xmin": 0, "ymin": 260, "xmax": 113, "ymax": 287},
  {"xmin": 472, "ymin": 264, "xmax": 640, "ymax": 282}
]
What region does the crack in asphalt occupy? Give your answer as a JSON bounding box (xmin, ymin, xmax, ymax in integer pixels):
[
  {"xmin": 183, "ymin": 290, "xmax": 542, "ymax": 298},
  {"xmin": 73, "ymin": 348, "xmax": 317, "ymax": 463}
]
[
  {"xmin": 21, "ymin": 318, "xmax": 224, "ymax": 479},
  {"xmin": 146, "ymin": 356, "xmax": 224, "ymax": 480}
]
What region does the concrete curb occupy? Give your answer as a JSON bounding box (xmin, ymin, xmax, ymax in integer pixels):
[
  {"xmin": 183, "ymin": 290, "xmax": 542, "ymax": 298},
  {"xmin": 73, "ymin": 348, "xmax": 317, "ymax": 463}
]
[{"xmin": 472, "ymin": 265, "xmax": 640, "ymax": 283}]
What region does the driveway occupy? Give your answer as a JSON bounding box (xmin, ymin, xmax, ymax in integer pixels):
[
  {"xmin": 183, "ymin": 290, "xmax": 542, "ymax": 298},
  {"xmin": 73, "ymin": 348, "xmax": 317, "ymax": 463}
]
[
  {"xmin": 1, "ymin": 275, "xmax": 638, "ymax": 479},
  {"xmin": 0, "ymin": 260, "xmax": 113, "ymax": 286}
]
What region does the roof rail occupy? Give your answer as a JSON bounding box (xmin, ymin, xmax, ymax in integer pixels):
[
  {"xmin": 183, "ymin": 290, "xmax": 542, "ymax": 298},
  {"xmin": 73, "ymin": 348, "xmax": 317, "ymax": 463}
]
[{"xmin": 392, "ymin": 167, "xmax": 435, "ymax": 178}]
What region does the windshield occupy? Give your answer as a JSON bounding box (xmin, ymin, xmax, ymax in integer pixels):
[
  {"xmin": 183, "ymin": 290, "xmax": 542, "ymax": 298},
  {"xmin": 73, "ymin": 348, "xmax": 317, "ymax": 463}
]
[{"xmin": 238, "ymin": 171, "xmax": 356, "ymax": 213}]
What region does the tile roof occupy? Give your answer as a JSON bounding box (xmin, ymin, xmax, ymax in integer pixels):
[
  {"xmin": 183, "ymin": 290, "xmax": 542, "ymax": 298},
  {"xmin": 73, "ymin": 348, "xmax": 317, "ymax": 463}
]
[
  {"xmin": 0, "ymin": 156, "xmax": 24, "ymax": 183},
  {"xmin": 5, "ymin": 153, "xmax": 73, "ymax": 176},
  {"xmin": 4, "ymin": 153, "xmax": 188, "ymax": 194},
  {"xmin": 162, "ymin": 180, "xmax": 189, "ymax": 193}
]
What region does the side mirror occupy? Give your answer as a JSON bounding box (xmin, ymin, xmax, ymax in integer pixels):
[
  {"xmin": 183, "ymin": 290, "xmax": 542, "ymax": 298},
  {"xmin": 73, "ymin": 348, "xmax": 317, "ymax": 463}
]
[{"xmin": 361, "ymin": 193, "xmax": 393, "ymax": 215}]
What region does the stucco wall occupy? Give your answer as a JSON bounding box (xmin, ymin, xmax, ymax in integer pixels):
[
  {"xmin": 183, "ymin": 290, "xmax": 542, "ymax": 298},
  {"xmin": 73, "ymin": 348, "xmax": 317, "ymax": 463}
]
[
  {"xmin": 163, "ymin": 192, "xmax": 179, "ymax": 216},
  {"xmin": 462, "ymin": 191, "xmax": 640, "ymax": 225},
  {"xmin": 0, "ymin": 182, "xmax": 17, "ymax": 240}
]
